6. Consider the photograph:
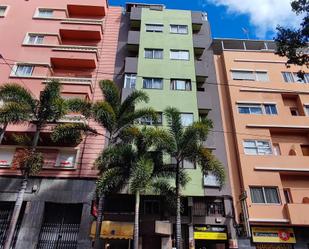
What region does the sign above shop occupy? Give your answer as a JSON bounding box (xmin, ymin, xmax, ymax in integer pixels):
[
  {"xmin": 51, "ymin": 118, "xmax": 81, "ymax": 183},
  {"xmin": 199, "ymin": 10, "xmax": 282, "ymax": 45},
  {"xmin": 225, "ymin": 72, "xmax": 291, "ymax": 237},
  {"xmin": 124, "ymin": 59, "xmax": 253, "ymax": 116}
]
[
  {"xmin": 256, "ymin": 244, "xmax": 293, "ymax": 249},
  {"xmin": 194, "ymin": 225, "xmax": 227, "ymax": 240},
  {"xmin": 252, "ymin": 227, "xmax": 296, "ymax": 244}
]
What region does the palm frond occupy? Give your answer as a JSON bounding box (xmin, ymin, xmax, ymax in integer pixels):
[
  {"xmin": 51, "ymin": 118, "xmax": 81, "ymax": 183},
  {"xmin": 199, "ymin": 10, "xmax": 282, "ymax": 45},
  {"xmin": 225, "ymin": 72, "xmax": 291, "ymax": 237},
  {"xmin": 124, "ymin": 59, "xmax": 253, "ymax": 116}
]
[
  {"xmin": 92, "ymin": 101, "xmax": 116, "ymax": 133},
  {"xmin": 97, "ymin": 167, "xmax": 128, "ymax": 194},
  {"xmin": 0, "ymin": 102, "xmax": 32, "ymax": 124},
  {"xmin": 51, "ymin": 123, "xmax": 97, "ymax": 144},
  {"xmin": 164, "ymin": 107, "xmax": 183, "ymax": 147},
  {"xmin": 66, "ymin": 98, "xmax": 92, "ymax": 118},
  {"xmin": 118, "ymin": 90, "xmax": 149, "ymax": 118},
  {"xmin": 99, "ymin": 80, "xmax": 120, "ymax": 114}
]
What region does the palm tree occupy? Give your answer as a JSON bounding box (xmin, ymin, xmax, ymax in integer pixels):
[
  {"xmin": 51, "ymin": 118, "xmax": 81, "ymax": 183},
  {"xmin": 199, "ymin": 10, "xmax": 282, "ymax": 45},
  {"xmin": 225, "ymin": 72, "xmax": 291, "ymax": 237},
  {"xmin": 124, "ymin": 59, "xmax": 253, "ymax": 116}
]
[
  {"xmin": 52, "ymin": 80, "xmax": 157, "ymax": 248},
  {"xmin": 163, "ymin": 107, "xmax": 225, "ymax": 249},
  {"xmin": 0, "ymin": 84, "xmax": 36, "ymax": 144},
  {"xmin": 3, "ymin": 80, "xmax": 74, "ymax": 249}
]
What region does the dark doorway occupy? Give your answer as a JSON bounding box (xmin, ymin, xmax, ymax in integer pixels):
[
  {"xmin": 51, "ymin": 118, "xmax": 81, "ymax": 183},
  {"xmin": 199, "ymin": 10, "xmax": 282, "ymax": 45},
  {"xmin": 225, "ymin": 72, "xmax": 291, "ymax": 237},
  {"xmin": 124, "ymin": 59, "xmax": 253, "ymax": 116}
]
[{"xmin": 37, "ymin": 203, "xmax": 83, "ymax": 249}]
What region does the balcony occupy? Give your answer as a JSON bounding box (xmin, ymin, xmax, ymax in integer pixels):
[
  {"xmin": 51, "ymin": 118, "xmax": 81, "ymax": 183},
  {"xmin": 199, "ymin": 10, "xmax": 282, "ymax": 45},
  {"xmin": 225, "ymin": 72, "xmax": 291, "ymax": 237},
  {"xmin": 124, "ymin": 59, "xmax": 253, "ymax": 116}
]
[
  {"xmin": 124, "ymin": 57, "xmax": 138, "ymax": 74},
  {"xmin": 192, "ymin": 12, "xmax": 203, "ymax": 32},
  {"xmin": 286, "ymin": 204, "xmax": 309, "ymax": 225},
  {"xmin": 51, "ymin": 47, "xmax": 98, "ymax": 63},
  {"xmin": 197, "ymin": 91, "xmax": 212, "ymax": 110},
  {"xmin": 52, "ymin": 45, "xmax": 98, "ymax": 54},
  {"xmin": 127, "ymin": 31, "xmax": 140, "ymax": 51},
  {"xmin": 193, "ymin": 35, "xmax": 207, "ymax": 56},
  {"xmin": 195, "ymin": 61, "xmax": 208, "ymax": 82},
  {"xmin": 130, "ymin": 7, "xmax": 141, "ymax": 28},
  {"xmin": 60, "ymin": 29, "xmax": 102, "ymax": 43},
  {"xmin": 67, "ymin": 4, "xmax": 105, "ymax": 19}
]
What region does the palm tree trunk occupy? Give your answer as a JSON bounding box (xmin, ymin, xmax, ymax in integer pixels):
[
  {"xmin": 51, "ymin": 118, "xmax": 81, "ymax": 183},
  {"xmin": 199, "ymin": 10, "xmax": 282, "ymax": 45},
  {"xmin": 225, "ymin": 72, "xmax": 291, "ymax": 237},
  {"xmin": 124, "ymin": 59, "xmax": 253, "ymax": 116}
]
[
  {"xmin": 3, "ymin": 176, "xmax": 28, "ymax": 249},
  {"xmin": 133, "ymin": 190, "xmax": 140, "ymax": 249},
  {"xmin": 175, "ymin": 162, "xmax": 182, "ymax": 249},
  {"xmin": 0, "ymin": 123, "xmax": 8, "ymax": 145},
  {"xmin": 94, "ymin": 194, "xmax": 105, "ymax": 249},
  {"xmin": 3, "ymin": 125, "xmax": 41, "ymax": 249}
]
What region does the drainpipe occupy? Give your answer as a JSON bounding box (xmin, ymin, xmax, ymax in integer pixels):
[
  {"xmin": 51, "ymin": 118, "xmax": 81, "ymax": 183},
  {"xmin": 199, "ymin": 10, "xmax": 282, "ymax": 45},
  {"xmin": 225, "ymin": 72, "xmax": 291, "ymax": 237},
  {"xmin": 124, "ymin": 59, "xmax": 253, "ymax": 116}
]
[{"xmin": 239, "ymin": 191, "xmax": 251, "ymax": 237}]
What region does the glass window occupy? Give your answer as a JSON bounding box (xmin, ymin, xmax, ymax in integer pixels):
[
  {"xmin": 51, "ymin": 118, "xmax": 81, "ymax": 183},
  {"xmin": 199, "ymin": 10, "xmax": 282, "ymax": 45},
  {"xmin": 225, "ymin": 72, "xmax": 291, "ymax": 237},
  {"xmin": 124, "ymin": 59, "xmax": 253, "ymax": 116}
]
[
  {"xmin": 15, "ymin": 65, "xmax": 34, "ymax": 76},
  {"xmin": 170, "ymin": 50, "xmax": 189, "ymax": 60},
  {"xmin": 0, "ymin": 148, "xmax": 15, "ymax": 167},
  {"xmin": 273, "ymin": 143, "xmax": 281, "ymax": 156},
  {"xmin": 182, "ymin": 160, "xmax": 195, "ymax": 169},
  {"xmin": 282, "ymin": 72, "xmax": 294, "ymax": 82},
  {"xmin": 256, "ymin": 71, "xmax": 269, "ymax": 82},
  {"xmin": 203, "ymin": 172, "xmax": 220, "ymax": 187},
  {"xmin": 145, "ymin": 24, "xmax": 163, "ymax": 33},
  {"xmin": 0, "ymin": 6, "xmax": 7, "ymax": 16},
  {"xmin": 180, "ymin": 113, "xmax": 193, "ymax": 126},
  {"xmin": 290, "ymin": 108, "xmax": 299, "ymax": 116},
  {"xmin": 282, "ymin": 72, "xmax": 309, "ymax": 83},
  {"xmin": 231, "ymin": 70, "xmax": 255, "ymax": 81},
  {"xmin": 264, "ymin": 104, "xmax": 278, "ymax": 115},
  {"xmin": 143, "ymin": 78, "xmax": 163, "ymax": 89},
  {"xmin": 293, "ymin": 73, "xmax": 306, "ymax": 83},
  {"xmin": 170, "ymin": 79, "xmax": 191, "ymax": 91},
  {"xmin": 251, "ymin": 187, "xmax": 280, "ymax": 204},
  {"xmin": 56, "ymin": 151, "xmax": 76, "ymax": 168},
  {"xmin": 238, "ymin": 104, "xmax": 262, "ymax": 115},
  {"xmin": 305, "ymin": 74, "xmax": 309, "ymax": 83},
  {"xmin": 124, "ymin": 74, "xmax": 136, "ymax": 89},
  {"xmin": 27, "ymin": 34, "xmax": 44, "ymax": 45},
  {"xmin": 138, "ymin": 112, "xmax": 162, "ymax": 126},
  {"xmin": 243, "ymin": 140, "xmax": 272, "ymax": 155},
  {"xmin": 305, "ymin": 105, "xmax": 309, "ymax": 116},
  {"xmin": 37, "ymin": 9, "xmax": 53, "ymax": 18},
  {"xmin": 144, "ymin": 49, "xmax": 163, "ymax": 59},
  {"xmin": 170, "ymin": 25, "xmax": 188, "ymax": 34}
]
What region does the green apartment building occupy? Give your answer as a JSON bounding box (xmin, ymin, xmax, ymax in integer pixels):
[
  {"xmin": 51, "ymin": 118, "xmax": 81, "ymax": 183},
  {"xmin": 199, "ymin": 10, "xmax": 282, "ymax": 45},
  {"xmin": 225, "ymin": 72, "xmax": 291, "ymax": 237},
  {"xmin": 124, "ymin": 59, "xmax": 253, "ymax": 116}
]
[{"xmin": 110, "ymin": 3, "xmax": 237, "ymax": 249}]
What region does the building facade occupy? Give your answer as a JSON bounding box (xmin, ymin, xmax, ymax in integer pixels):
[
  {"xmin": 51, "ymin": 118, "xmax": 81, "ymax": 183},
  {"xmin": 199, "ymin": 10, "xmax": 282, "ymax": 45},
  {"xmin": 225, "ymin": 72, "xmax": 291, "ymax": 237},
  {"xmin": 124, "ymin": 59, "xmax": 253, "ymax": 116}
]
[
  {"xmin": 0, "ymin": 1, "xmax": 122, "ymax": 248},
  {"xmin": 214, "ymin": 39, "xmax": 309, "ymax": 249},
  {"xmin": 106, "ymin": 3, "xmax": 238, "ymax": 249}
]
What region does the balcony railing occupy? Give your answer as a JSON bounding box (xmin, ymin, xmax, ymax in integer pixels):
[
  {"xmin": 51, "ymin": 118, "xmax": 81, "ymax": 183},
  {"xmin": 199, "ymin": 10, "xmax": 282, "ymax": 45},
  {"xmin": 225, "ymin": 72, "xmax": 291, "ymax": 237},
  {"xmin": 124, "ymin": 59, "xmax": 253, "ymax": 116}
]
[
  {"xmin": 43, "ymin": 76, "xmax": 93, "ymax": 86},
  {"xmin": 61, "ymin": 18, "xmax": 103, "ymax": 25},
  {"xmin": 52, "ymin": 45, "xmax": 98, "ymax": 53},
  {"xmin": 59, "ymin": 114, "xmax": 86, "ymax": 124}
]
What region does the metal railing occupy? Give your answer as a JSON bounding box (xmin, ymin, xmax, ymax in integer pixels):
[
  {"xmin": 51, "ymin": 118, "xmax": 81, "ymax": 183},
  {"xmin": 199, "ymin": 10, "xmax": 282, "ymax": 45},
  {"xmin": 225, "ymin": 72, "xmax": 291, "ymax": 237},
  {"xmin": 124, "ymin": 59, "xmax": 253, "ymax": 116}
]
[{"xmin": 52, "ymin": 45, "xmax": 98, "ymax": 53}]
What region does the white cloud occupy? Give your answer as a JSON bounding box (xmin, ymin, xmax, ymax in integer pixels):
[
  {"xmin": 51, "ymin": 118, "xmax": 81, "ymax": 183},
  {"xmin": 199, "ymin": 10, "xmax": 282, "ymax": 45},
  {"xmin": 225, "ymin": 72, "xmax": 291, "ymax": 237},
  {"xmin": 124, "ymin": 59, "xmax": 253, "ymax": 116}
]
[{"xmin": 204, "ymin": 0, "xmax": 303, "ymax": 38}]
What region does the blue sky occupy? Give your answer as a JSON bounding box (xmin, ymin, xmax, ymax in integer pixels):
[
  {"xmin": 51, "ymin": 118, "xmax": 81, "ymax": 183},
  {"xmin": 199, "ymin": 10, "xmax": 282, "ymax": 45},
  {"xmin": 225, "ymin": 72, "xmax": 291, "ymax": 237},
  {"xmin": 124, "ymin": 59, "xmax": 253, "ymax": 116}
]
[{"xmin": 109, "ymin": 0, "xmax": 300, "ymax": 40}]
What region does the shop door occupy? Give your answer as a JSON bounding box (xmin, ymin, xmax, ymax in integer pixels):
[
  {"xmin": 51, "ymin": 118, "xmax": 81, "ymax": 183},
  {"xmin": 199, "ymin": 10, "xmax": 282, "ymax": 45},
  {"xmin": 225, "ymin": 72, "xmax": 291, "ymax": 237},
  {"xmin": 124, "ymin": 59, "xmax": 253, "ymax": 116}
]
[
  {"xmin": 195, "ymin": 240, "xmax": 227, "ymax": 249},
  {"xmin": 0, "ymin": 201, "xmax": 25, "ymax": 249},
  {"xmin": 37, "ymin": 203, "xmax": 82, "ymax": 249}
]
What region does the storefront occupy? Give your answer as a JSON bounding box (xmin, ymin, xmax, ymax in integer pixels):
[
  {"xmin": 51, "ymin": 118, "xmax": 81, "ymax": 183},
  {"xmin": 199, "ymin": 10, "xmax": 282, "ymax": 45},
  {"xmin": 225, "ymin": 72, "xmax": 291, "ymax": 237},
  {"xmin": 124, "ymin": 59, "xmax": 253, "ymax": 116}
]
[
  {"xmin": 251, "ymin": 227, "xmax": 296, "ymax": 249},
  {"xmin": 194, "ymin": 225, "xmax": 228, "ymax": 249},
  {"xmin": 91, "ymin": 221, "xmax": 134, "ymax": 249}
]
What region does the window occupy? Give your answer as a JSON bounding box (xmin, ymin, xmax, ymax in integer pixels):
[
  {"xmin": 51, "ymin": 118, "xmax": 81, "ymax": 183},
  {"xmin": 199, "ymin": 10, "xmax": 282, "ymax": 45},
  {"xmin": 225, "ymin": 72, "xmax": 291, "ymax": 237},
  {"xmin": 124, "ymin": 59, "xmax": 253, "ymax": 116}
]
[
  {"xmin": 290, "ymin": 108, "xmax": 299, "ymax": 116},
  {"xmin": 305, "ymin": 105, "xmax": 309, "ymax": 116},
  {"xmin": 144, "ymin": 49, "xmax": 163, "ymax": 59},
  {"xmin": 203, "ymin": 172, "xmax": 220, "ymax": 187},
  {"xmin": 170, "ymin": 25, "xmax": 188, "ymax": 34},
  {"xmin": 26, "ymin": 34, "xmax": 44, "ymax": 45},
  {"xmin": 0, "ymin": 148, "xmax": 15, "ymax": 167},
  {"xmin": 206, "ymin": 199, "xmax": 225, "ymax": 216},
  {"xmin": 264, "ymin": 104, "xmax": 278, "ymax": 115},
  {"xmin": 138, "ymin": 112, "xmax": 162, "ymax": 126},
  {"xmin": 55, "ymin": 151, "xmax": 76, "ymax": 168},
  {"xmin": 243, "ymin": 140, "xmax": 272, "ymax": 155},
  {"xmin": 170, "ymin": 79, "xmax": 191, "ymax": 91},
  {"xmin": 180, "ymin": 113, "xmax": 193, "ymax": 126},
  {"xmin": 143, "ymin": 78, "xmax": 163, "ymax": 89},
  {"xmin": 273, "ymin": 143, "xmax": 281, "ymax": 156},
  {"xmin": 170, "ymin": 50, "xmax": 189, "ymax": 60},
  {"xmin": 231, "ymin": 70, "xmax": 269, "ymax": 82},
  {"xmin": 124, "ymin": 74, "xmax": 136, "ymax": 89},
  {"xmin": 36, "ymin": 9, "xmax": 54, "ymax": 18},
  {"xmin": 145, "ymin": 24, "xmax": 163, "ymax": 33},
  {"xmin": 238, "ymin": 104, "xmax": 262, "ymax": 114},
  {"xmin": 250, "ymin": 187, "xmax": 280, "ymax": 204},
  {"xmin": 282, "ymin": 72, "xmax": 309, "ymax": 83},
  {"xmin": 14, "ymin": 65, "xmax": 34, "ymax": 76},
  {"xmin": 301, "ymin": 145, "xmax": 309, "ymax": 156},
  {"xmin": 283, "ymin": 189, "xmax": 292, "ymax": 204},
  {"xmin": 0, "ymin": 6, "xmax": 8, "ymax": 16}
]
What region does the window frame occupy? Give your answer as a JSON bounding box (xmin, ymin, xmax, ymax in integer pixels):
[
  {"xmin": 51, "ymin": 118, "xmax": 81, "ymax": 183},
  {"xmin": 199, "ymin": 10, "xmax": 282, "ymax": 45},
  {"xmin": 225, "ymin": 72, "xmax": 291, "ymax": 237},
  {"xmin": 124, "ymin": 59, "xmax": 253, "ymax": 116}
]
[
  {"xmin": 54, "ymin": 149, "xmax": 77, "ymax": 168},
  {"xmin": 25, "ymin": 34, "xmax": 45, "ymax": 45},
  {"xmin": 144, "ymin": 48, "xmax": 163, "ymax": 59},
  {"xmin": 0, "ymin": 147, "xmax": 15, "ymax": 168},
  {"xmin": 180, "ymin": 113, "xmax": 194, "ymax": 126},
  {"xmin": 304, "ymin": 105, "xmax": 309, "ymax": 116},
  {"xmin": 0, "ymin": 5, "xmax": 8, "ymax": 17},
  {"xmin": 142, "ymin": 77, "xmax": 163, "ymax": 90},
  {"xmin": 13, "ymin": 64, "xmax": 34, "ymax": 77},
  {"xmin": 170, "ymin": 49, "xmax": 190, "ymax": 61},
  {"xmin": 35, "ymin": 8, "xmax": 54, "ymax": 18},
  {"xmin": 138, "ymin": 112, "xmax": 163, "ymax": 126},
  {"xmin": 282, "ymin": 71, "xmax": 309, "ymax": 84},
  {"xmin": 145, "ymin": 23, "xmax": 164, "ymax": 33},
  {"xmin": 170, "ymin": 24, "xmax": 188, "ymax": 34},
  {"xmin": 238, "ymin": 103, "xmax": 278, "ymax": 115},
  {"xmin": 243, "ymin": 140, "xmax": 272, "ymax": 155},
  {"xmin": 124, "ymin": 74, "xmax": 137, "ymax": 89},
  {"xmin": 250, "ymin": 186, "xmax": 281, "ymax": 205},
  {"xmin": 203, "ymin": 171, "xmax": 221, "ymax": 187},
  {"xmin": 231, "ymin": 70, "xmax": 269, "ymax": 82},
  {"xmin": 170, "ymin": 79, "xmax": 192, "ymax": 91}
]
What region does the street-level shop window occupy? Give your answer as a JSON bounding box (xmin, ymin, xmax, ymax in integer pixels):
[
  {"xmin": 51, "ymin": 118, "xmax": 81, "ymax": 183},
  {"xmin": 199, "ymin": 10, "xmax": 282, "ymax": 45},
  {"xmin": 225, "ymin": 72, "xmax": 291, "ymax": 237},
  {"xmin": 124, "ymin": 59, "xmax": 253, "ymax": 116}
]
[
  {"xmin": 170, "ymin": 24, "xmax": 188, "ymax": 34},
  {"xmin": 145, "ymin": 24, "xmax": 163, "ymax": 32},
  {"xmin": 250, "ymin": 186, "xmax": 280, "ymax": 204},
  {"xmin": 243, "ymin": 140, "xmax": 272, "ymax": 155}
]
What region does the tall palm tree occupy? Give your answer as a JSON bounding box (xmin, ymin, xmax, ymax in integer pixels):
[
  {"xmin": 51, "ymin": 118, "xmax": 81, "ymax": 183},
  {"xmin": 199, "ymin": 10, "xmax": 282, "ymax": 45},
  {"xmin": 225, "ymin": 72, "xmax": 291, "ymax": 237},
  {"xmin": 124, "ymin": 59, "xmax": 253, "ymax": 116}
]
[
  {"xmin": 3, "ymin": 80, "xmax": 74, "ymax": 249},
  {"xmin": 0, "ymin": 84, "xmax": 36, "ymax": 144},
  {"xmin": 163, "ymin": 107, "xmax": 225, "ymax": 249},
  {"xmin": 51, "ymin": 80, "xmax": 157, "ymax": 248}
]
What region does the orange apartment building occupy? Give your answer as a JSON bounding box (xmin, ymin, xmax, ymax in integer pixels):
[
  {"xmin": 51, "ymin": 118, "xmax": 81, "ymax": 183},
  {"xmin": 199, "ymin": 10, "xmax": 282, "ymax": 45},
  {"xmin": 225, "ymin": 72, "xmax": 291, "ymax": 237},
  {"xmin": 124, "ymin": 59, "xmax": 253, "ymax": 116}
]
[
  {"xmin": 214, "ymin": 39, "xmax": 309, "ymax": 249},
  {"xmin": 0, "ymin": 1, "xmax": 122, "ymax": 248}
]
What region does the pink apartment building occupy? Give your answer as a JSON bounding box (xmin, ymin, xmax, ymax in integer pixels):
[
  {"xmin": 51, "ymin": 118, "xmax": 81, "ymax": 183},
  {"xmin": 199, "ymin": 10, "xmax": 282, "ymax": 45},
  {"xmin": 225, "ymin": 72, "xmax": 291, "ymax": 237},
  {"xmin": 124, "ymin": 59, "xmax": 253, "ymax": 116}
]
[{"xmin": 0, "ymin": 1, "xmax": 121, "ymax": 248}]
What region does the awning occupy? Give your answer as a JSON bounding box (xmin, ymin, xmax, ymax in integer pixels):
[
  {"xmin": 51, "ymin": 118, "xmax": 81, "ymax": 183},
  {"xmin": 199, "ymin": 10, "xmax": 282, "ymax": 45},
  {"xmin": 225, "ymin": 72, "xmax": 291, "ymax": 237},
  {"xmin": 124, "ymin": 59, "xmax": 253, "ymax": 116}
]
[{"xmin": 90, "ymin": 221, "xmax": 134, "ymax": 240}]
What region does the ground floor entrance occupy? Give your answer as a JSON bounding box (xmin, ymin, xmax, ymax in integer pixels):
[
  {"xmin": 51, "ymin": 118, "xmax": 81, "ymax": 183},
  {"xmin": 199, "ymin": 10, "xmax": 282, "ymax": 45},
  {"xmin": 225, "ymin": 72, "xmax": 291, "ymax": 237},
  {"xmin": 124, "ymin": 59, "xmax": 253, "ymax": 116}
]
[
  {"xmin": 195, "ymin": 240, "xmax": 227, "ymax": 249},
  {"xmin": 103, "ymin": 239, "xmax": 133, "ymax": 249}
]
